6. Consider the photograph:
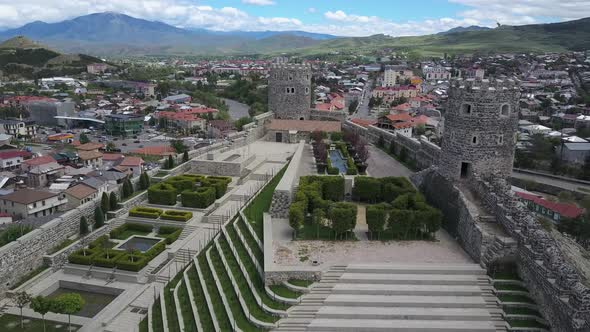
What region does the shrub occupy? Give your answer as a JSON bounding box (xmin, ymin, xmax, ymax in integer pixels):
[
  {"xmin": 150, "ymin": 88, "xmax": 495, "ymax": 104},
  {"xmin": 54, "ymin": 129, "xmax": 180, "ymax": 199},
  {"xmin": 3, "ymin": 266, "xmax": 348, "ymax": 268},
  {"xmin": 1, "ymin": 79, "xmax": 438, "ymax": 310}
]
[
  {"xmin": 204, "ymin": 177, "xmax": 230, "ymax": 198},
  {"xmin": 381, "ymin": 177, "xmax": 416, "ymax": 202},
  {"xmin": 0, "ymin": 224, "xmax": 33, "ymax": 247},
  {"xmin": 366, "ymin": 204, "xmax": 389, "ymax": 234},
  {"xmin": 159, "ymin": 228, "xmax": 182, "ymax": 244},
  {"xmin": 288, "ymin": 201, "xmax": 305, "ymax": 230},
  {"xmin": 115, "ymin": 254, "xmax": 150, "ymax": 272},
  {"xmin": 68, "ymin": 248, "xmax": 97, "ymax": 265},
  {"xmin": 160, "ymin": 210, "xmax": 193, "ymax": 222},
  {"xmin": 330, "ymin": 132, "xmax": 343, "ymax": 141},
  {"xmin": 181, "ymin": 187, "xmax": 216, "ymax": 208},
  {"xmin": 129, "ymin": 206, "xmax": 163, "ymax": 219},
  {"xmin": 346, "ymin": 157, "xmax": 358, "ymax": 175},
  {"xmin": 165, "ymin": 176, "xmax": 196, "ymax": 192},
  {"xmin": 326, "ymin": 156, "xmax": 339, "ymax": 174},
  {"xmin": 88, "ymin": 235, "xmax": 109, "ymax": 249},
  {"xmin": 109, "ymin": 192, "xmax": 118, "ymax": 211},
  {"xmin": 145, "ymin": 242, "xmax": 166, "ymax": 259},
  {"xmin": 321, "ymin": 176, "xmax": 345, "ymax": 201},
  {"xmin": 94, "ymin": 207, "xmax": 104, "ymax": 228},
  {"xmin": 353, "ymin": 177, "xmax": 382, "ymax": 202},
  {"xmin": 92, "ymin": 250, "xmax": 124, "ymax": 268},
  {"xmin": 148, "ymin": 183, "xmax": 177, "ymax": 205},
  {"xmin": 328, "ymin": 202, "xmax": 357, "ymax": 235},
  {"xmin": 110, "ymin": 223, "xmax": 153, "ymax": 239}
]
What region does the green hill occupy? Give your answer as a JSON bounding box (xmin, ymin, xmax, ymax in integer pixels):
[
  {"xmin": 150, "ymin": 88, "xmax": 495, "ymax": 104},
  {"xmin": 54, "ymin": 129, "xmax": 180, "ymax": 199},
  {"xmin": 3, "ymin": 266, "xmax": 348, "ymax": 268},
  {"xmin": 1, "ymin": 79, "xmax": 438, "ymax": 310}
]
[
  {"xmin": 0, "ymin": 36, "xmax": 106, "ymax": 79},
  {"xmin": 284, "ymin": 17, "xmax": 590, "ymax": 57}
]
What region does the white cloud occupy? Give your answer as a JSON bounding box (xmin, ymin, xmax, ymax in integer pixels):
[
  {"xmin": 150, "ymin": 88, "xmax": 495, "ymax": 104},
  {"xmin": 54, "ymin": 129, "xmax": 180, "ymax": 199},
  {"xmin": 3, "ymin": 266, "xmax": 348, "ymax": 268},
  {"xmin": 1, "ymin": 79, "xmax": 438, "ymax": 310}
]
[
  {"xmin": 306, "ymin": 7, "xmax": 316, "ymax": 13},
  {"xmin": 241, "ymin": 0, "xmax": 275, "ymax": 5}
]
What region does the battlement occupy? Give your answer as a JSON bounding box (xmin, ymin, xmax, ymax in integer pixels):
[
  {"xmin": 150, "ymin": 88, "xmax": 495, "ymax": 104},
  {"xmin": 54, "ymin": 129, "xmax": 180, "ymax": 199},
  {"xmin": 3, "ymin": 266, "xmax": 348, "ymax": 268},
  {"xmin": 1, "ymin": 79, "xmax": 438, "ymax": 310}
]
[
  {"xmin": 270, "ymin": 63, "xmax": 312, "ymax": 71},
  {"xmin": 450, "ymin": 77, "xmax": 520, "ymax": 92}
]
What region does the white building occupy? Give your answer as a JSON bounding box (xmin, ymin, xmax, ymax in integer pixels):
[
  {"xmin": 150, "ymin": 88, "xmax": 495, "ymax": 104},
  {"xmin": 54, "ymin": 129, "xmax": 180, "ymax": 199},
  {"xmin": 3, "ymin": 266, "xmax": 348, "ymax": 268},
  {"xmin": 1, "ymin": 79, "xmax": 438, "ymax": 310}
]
[{"xmin": 423, "ymin": 66, "xmax": 451, "ymax": 81}]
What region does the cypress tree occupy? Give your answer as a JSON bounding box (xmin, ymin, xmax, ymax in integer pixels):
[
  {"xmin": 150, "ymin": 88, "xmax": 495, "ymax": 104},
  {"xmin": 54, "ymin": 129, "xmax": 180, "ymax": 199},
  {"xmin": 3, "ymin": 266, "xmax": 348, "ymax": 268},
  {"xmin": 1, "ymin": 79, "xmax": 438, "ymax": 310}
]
[
  {"xmin": 183, "ymin": 151, "xmax": 189, "ymax": 163},
  {"xmin": 109, "ymin": 192, "xmax": 118, "ymax": 211},
  {"xmin": 101, "ymin": 192, "xmax": 109, "ymax": 212},
  {"xmin": 127, "ymin": 178, "xmax": 134, "ymax": 195},
  {"xmin": 167, "ymin": 155, "xmax": 174, "ymax": 169},
  {"xmin": 94, "ymin": 207, "xmax": 104, "ymax": 228},
  {"xmin": 79, "ymin": 216, "xmax": 88, "ymax": 235}
]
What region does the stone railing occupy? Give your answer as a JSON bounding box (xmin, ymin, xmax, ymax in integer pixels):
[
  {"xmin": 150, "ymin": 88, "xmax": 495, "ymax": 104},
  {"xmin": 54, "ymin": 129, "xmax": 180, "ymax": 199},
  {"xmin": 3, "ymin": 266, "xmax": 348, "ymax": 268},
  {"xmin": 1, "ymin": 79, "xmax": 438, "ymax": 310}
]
[{"xmin": 269, "ymin": 141, "xmax": 304, "ymax": 218}]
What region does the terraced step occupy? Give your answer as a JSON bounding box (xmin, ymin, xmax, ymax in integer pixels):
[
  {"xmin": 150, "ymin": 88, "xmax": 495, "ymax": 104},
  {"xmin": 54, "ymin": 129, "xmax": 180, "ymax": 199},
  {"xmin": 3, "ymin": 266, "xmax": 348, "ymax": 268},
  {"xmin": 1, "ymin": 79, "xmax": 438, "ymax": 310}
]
[
  {"xmin": 307, "ymin": 318, "xmax": 498, "ymax": 331},
  {"xmin": 330, "ymin": 284, "xmax": 486, "ymax": 296},
  {"xmin": 316, "ymin": 306, "xmax": 493, "ymax": 321},
  {"xmin": 344, "ymin": 264, "xmax": 487, "ymax": 275},
  {"xmin": 339, "ymin": 273, "xmax": 485, "ymax": 285},
  {"xmin": 323, "ymin": 294, "xmax": 488, "ymax": 308}
]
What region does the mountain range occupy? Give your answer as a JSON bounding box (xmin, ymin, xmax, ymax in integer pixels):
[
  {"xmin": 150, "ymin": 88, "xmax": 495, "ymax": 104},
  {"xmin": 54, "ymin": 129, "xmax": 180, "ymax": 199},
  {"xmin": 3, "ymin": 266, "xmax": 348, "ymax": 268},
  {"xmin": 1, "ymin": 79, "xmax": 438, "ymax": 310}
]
[{"xmin": 0, "ymin": 12, "xmax": 589, "ymax": 57}]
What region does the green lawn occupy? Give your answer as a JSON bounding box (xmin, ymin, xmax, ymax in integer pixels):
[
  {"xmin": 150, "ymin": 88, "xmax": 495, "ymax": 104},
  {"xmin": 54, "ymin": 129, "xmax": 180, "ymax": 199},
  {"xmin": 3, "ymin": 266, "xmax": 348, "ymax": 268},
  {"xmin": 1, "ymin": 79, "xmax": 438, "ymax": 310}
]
[
  {"xmin": 494, "ymin": 283, "xmax": 529, "ymax": 292},
  {"xmin": 503, "ymin": 306, "xmax": 541, "ymax": 317},
  {"xmin": 498, "ymin": 294, "xmax": 536, "ymax": 304},
  {"xmin": 507, "ymin": 318, "xmax": 548, "ymax": 329},
  {"xmin": 296, "ymin": 219, "xmax": 357, "ymax": 241},
  {"xmin": 177, "ymin": 281, "xmax": 198, "ymax": 332},
  {"xmin": 244, "ymin": 164, "xmax": 288, "ymax": 239},
  {"xmin": 0, "ymin": 314, "xmax": 80, "ymax": 332},
  {"xmin": 198, "ymin": 254, "xmax": 233, "ymax": 331},
  {"xmin": 288, "ymin": 279, "xmax": 314, "ymax": 288},
  {"xmin": 110, "ymin": 229, "xmax": 151, "ymax": 240},
  {"xmin": 121, "ymin": 190, "xmax": 146, "ymax": 203},
  {"xmin": 152, "ymin": 297, "xmax": 164, "ymax": 332},
  {"xmin": 209, "ymin": 247, "xmax": 261, "ymax": 331},
  {"xmin": 491, "ymin": 271, "xmax": 522, "ymax": 281},
  {"xmin": 187, "ymin": 266, "xmax": 215, "ymax": 332},
  {"xmin": 163, "ymin": 272, "xmax": 185, "ymax": 332},
  {"xmin": 236, "ymin": 218, "xmax": 263, "ymax": 264}
]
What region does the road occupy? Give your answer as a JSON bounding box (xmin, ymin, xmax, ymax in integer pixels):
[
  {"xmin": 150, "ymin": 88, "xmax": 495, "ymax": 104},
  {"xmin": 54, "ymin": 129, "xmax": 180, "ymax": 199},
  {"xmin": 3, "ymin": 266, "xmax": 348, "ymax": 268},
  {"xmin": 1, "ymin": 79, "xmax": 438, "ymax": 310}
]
[
  {"xmin": 222, "ymin": 98, "xmax": 250, "ymax": 120},
  {"xmin": 353, "ymin": 80, "xmax": 373, "ymax": 119},
  {"xmin": 511, "ymin": 169, "xmax": 590, "ymax": 194},
  {"xmin": 365, "ymin": 145, "xmax": 413, "ymax": 178}
]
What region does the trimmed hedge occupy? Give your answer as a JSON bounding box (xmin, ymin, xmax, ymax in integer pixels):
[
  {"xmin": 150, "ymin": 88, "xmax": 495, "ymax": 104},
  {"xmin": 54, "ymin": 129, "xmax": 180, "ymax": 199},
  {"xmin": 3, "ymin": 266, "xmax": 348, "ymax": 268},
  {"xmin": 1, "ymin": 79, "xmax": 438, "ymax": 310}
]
[
  {"xmin": 353, "ymin": 177, "xmax": 382, "ymax": 202},
  {"xmin": 115, "ymin": 254, "xmax": 150, "ymax": 272},
  {"xmin": 148, "ymin": 183, "xmax": 177, "ymax": 205},
  {"xmin": 92, "ymin": 249, "xmax": 124, "ymax": 268},
  {"xmin": 203, "ymin": 177, "xmax": 231, "ymax": 199},
  {"xmin": 321, "ymin": 176, "xmax": 345, "ymax": 201},
  {"xmin": 110, "ymin": 223, "xmax": 153, "ymax": 239},
  {"xmin": 165, "ymin": 175, "xmax": 197, "ymax": 192},
  {"xmin": 158, "ymin": 226, "xmax": 182, "ymax": 244},
  {"xmin": 68, "ymin": 248, "xmax": 97, "ymax": 265},
  {"xmin": 67, "ymin": 240, "xmax": 167, "ymax": 271},
  {"xmin": 181, "ymin": 187, "xmax": 216, "ymax": 208},
  {"xmin": 129, "ymin": 206, "xmax": 163, "ymax": 219},
  {"xmin": 160, "ymin": 210, "xmax": 193, "ymax": 222}
]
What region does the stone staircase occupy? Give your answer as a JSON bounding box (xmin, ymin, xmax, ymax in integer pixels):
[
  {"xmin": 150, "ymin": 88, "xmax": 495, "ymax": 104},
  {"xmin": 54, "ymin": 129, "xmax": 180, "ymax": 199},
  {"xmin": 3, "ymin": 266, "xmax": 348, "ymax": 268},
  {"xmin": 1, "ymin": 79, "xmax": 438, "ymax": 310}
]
[
  {"xmin": 274, "ymin": 263, "xmax": 506, "ymax": 332},
  {"xmin": 178, "ymin": 224, "xmax": 199, "ymax": 241}
]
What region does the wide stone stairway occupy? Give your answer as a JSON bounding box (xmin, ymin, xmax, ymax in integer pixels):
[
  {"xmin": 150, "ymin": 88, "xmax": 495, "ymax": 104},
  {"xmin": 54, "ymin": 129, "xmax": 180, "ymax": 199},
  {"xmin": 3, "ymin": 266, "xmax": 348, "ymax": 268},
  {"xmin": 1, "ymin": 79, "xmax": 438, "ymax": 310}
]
[{"xmin": 275, "ymin": 263, "xmax": 506, "ymax": 332}]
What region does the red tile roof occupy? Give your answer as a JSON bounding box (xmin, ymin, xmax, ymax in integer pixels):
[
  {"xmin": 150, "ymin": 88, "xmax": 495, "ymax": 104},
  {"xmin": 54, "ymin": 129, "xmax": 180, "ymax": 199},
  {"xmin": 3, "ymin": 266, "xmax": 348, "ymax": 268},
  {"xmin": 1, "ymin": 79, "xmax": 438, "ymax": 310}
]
[
  {"xmin": 267, "ymin": 119, "xmax": 341, "ymax": 132},
  {"xmin": 515, "ymin": 191, "xmax": 585, "ymax": 219},
  {"xmin": 22, "ymin": 155, "xmax": 55, "ymax": 166},
  {"xmin": 131, "ymin": 146, "xmax": 176, "ymax": 156},
  {"xmin": 385, "ymin": 113, "xmax": 413, "ymax": 122},
  {"xmin": 102, "ymin": 153, "xmax": 124, "ymax": 161},
  {"xmin": 75, "ymin": 143, "xmax": 104, "ymax": 151},
  {"xmin": 0, "ymin": 150, "xmax": 32, "ymax": 160},
  {"xmin": 351, "ymin": 118, "xmax": 377, "ymax": 128},
  {"xmin": 119, "ymin": 156, "xmax": 144, "ymax": 166}
]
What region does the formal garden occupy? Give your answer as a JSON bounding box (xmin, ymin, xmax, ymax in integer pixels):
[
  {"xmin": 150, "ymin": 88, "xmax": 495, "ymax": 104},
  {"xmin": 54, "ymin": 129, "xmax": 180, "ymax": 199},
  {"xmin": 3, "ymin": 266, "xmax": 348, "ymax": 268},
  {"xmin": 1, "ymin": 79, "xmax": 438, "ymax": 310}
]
[
  {"xmin": 128, "ymin": 206, "xmax": 193, "ymax": 222},
  {"xmin": 143, "ymin": 163, "xmax": 311, "ymax": 332},
  {"xmin": 6, "ymin": 291, "xmax": 84, "ymax": 332},
  {"xmin": 147, "ymin": 175, "xmax": 232, "ymax": 208},
  {"xmin": 288, "ymin": 175, "xmax": 443, "ymax": 241},
  {"xmin": 67, "ymin": 222, "xmax": 182, "ymax": 272},
  {"xmin": 312, "ymin": 131, "xmax": 368, "ymax": 175}
]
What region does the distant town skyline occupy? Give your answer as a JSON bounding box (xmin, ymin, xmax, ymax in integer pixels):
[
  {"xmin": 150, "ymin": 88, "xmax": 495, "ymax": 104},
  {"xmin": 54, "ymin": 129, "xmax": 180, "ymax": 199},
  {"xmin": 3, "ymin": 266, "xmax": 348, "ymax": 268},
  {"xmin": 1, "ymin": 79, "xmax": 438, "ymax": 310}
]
[{"xmin": 0, "ymin": 0, "xmax": 588, "ymax": 37}]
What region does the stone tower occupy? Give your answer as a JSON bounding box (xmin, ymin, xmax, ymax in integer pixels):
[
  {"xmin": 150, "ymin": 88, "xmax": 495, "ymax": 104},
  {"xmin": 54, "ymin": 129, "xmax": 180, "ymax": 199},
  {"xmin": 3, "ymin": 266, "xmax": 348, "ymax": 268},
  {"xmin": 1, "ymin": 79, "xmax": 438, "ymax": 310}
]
[
  {"xmin": 268, "ymin": 63, "xmax": 312, "ymax": 120},
  {"xmin": 439, "ymin": 78, "xmax": 520, "ymax": 181}
]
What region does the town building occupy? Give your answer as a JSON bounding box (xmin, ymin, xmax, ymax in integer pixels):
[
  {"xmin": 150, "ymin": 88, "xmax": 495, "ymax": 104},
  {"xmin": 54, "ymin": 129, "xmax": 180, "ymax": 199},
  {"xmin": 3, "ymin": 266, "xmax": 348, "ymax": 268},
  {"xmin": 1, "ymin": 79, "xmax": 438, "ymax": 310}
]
[
  {"xmin": 557, "ymin": 142, "xmax": 590, "ymax": 164},
  {"xmin": 26, "ymin": 100, "xmax": 75, "ymax": 126},
  {"xmin": 515, "ymin": 191, "xmax": 585, "ymax": 222},
  {"xmin": 0, "ymin": 118, "xmax": 37, "ymax": 138},
  {"xmin": 163, "ymin": 94, "xmax": 192, "ymax": 104},
  {"xmin": 87, "ymin": 63, "xmax": 108, "ymax": 74},
  {"xmin": 268, "ymin": 63, "xmax": 312, "ymax": 120},
  {"xmin": 372, "ymin": 86, "xmax": 418, "ymax": 103},
  {"xmin": 0, "ymin": 151, "xmax": 32, "ymax": 170},
  {"xmin": 423, "ymin": 66, "xmax": 451, "ymax": 81},
  {"xmin": 64, "ymin": 183, "xmax": 98, "ymax": 208},
  {"xmin": 266, "ymin": 119, "xmax": 341, "ymax": 143},
  {"xmin": 382, "ymin": 65, "xmax": 414, "ymax": 87},
  {"xmin": 104, "ymin": 114, "xmax": 144, "ymax": 137},
  {"xmin": 78, "ymin": 151, "xmax": 103, "ymax": 168},
  {"xmin": 0, "ymin": 189, "xmax": 66, "ymax": 219},
  {"xmin": 118, "ymin": 156, "xmax": 144, "ymax": 176}
]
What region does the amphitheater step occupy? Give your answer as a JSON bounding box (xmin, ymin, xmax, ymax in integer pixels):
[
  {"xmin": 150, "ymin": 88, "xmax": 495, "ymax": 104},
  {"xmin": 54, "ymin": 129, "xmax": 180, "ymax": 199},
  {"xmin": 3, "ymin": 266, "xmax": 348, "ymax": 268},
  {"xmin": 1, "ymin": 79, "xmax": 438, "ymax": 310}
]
[
  {"xmin": 307, "ymin": 318, "xmax": 498, "ymax": 331},
  {"xmin": 330, "ymin": 284, "xmax": 485, "ymax": 296},
  {"xmin": 323, "ymin": 294, "xmax": 488, "ymax": 308},
  {"xmin": 343, "ymin": 264, "xmax": 486, "ymax": 275},
  {"xmin": 316, "ymin": 306, "xmax": 492, "ymax": 321},
  {"xmin": 339, "ymin": 273, "xmax": 483, "ymax": 285}
]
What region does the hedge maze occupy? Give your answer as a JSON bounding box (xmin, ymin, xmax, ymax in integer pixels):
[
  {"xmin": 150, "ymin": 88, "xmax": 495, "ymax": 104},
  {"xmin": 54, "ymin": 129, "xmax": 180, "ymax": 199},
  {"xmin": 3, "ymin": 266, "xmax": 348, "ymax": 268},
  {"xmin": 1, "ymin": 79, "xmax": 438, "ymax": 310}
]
[{"xmin": 147, "ymin": 175, "xmax": 231, "ymax": 208}]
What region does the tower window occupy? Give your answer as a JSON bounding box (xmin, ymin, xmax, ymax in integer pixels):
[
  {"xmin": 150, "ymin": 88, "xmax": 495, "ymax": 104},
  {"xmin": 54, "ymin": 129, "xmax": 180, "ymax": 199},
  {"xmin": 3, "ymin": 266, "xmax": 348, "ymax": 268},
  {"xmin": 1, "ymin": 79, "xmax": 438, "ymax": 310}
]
[
  {"xmin": 472, "ymin": 135, "xmax": 478, "ymax": 145},
  {"xmin": 289, "ymin": 74, "xmax": 293, "ymax": 80},
  {"xmin": 305, "ymin": 87, "xmax": 309, "ymax": 95},
  {"xmin": 497, "ymin": 135, "xmax": 504, "ymax": 145},
  {"xmin": 501, "ymin": 104, "xmax": 510, "ymax": 116},
  {"xmin": 461, "ymin": 103, "xmax": 472, "ymax": 115}
]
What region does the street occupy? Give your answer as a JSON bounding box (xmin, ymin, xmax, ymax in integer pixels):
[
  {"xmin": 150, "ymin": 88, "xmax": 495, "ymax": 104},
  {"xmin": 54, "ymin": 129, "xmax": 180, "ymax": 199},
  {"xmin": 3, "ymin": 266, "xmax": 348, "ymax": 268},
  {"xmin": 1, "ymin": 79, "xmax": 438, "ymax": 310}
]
[{"xmin": 365, "ymin": 144, "xmax": 413, "ymax": 178}]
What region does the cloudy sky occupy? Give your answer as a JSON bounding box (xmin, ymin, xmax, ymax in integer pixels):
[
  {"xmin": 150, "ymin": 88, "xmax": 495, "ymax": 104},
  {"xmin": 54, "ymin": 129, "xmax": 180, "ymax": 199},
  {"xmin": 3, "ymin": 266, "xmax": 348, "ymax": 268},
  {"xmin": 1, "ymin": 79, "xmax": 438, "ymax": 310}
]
[{"xmin": 0, "ymin": 0, "xmax": 588, "ymax": 36}]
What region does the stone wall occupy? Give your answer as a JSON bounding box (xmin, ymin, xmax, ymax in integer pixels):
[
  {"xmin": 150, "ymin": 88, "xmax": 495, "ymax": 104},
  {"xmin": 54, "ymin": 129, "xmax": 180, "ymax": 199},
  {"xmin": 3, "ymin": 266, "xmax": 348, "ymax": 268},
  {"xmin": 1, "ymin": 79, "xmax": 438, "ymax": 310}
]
[
  {"xmin": 412, "ymin": 167, "xmax": 590, "ymax": 331},
  {"xmin": 343, "ymin": 120, "xmax": 441, "ymax": 170},
  {"xmin": 268, "ymin": 64, "xmax": 312, "ymax": 120},
  {"xmin": 269, "ymin": 141, "xmax": 305, "ymax": 218},
  {"xmin": 310, "ymin": 109, "xmax": 347, "ymax": 122}
]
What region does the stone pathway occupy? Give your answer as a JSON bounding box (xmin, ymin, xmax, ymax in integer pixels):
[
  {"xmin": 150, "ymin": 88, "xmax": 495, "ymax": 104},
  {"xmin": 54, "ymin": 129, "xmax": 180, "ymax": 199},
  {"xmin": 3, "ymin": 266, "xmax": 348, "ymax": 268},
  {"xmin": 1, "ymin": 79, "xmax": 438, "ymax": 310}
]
[{"xmin": 354, "ymin": 205, "xmax": 368, "ymax": 241}]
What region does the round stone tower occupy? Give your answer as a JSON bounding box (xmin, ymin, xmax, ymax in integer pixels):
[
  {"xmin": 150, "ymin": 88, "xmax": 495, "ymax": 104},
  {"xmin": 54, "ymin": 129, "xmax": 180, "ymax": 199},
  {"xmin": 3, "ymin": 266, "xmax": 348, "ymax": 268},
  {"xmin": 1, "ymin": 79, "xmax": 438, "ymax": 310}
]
[
  {"xmin": 439, "ymin": 78, "xmax": 521, "ymax": 181},
  {"xmin": 268, "ymin": 63, "xmax": 312, "ymax": 120}
]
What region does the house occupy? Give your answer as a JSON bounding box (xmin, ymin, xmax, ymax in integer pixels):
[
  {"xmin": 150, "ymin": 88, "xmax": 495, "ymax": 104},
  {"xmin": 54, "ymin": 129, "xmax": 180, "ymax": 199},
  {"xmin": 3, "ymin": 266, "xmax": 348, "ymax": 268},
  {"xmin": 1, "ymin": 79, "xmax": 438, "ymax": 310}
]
[
  {"xmin": 118, "ymin": 156, "xmax": 144, "ymax": 176},
  {"xmin": 0, "ymin": 150, "xmax": 32, "ymax": 170},
  {"xmin": 208, "ymin": 120, "xmax": 236, "ymax": 138},
  {"xmin": 0, "ymin": 118, "xmax": 37, "ymax": 138},
  {"xmin": 163, "ymin": 94, "xmax": 192, "ymax": 104},
  {"xmin": 383, "ymin": 65, "xmax": 414, "ymax": 87},
  {"xmin": 423, "ymin": 66, "xmax": 451, "ymax": 81},
  {"xmin": 27, "ymin": 162, "xmax": 65, "ymax": 188},
  {"xmin": 78, "ymin": 151, "xmax": 103, "ymax": 168},
  {"xmin": 0, "ymin": 189, "xmax": 67, "ymax": 219},
  {"xmin": 372, "ymin": 86, "xmax": 418, "ymax": 104},
  {"xmin": 557, "ymin": 143, "xmax": 590, "ymax": 164},
  {"xmin": 81, "ymin": 177, "xmax": 108, "ymax": 196},
  {"xmin": 75, "ymin": 142, "xmax": 103, "ymax": 152},
  {"xmin": 64, "ymin": 183, "xmax": 98, "ymax": 208},
  {"xmin": 102, "ymin": 153, "xmax": 124, "ymax": 169},
  {"xmin": 21, "ymin": 155, "xmax": 56, "ymax": 172},
  {"xmin": 87, "ymin": 63, "xmax": 108, "ymax": 74},
  {"xmin": 0, "ymin": 212, "xmax": 12, "ymax": 225},
  {"xmin": 376, "ymin": 113, "xmax": 427, "ymax": 138},
  {"xmin": 156, "ymin": 111, "xmax": 207, "ymax": 131},
  {"xmin": 131, "ymin": 146, "xmax": 176, "ymax": 156},
  {"xmin": 515, "ymin": 191, "xmax": 584, "ymax": 222}
]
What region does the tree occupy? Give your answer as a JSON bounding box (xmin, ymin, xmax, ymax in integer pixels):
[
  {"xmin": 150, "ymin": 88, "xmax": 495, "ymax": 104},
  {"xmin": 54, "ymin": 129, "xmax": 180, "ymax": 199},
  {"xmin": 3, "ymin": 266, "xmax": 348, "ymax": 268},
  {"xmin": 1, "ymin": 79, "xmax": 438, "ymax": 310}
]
[
  {"xmin": 106, "ymin": 141, "xmax": 116, "ymax": 151},
  {"xmin": 328, "ymin": 202, "xmax": 357, "ymax": 239},
  {"xmin": 53, "ymin": 293, "xmax": 85, "ymax": 332},
  {"xmin": 139, "ymin": 172, "xmax": 150, "ymax": 190},
  {"xmin": 101, "ymin": 192, "xmax": 109, "ymax": 213},
  {"xmin": 234, "ymin": 116, "xmax": 253, "ymax": 131},
  {"xmin": 348, "ymin": 100, "xmax": 359, "ymax": 114},
  {"xmin": 367, "ymin": 204, "xmax": 388, "ymax": 239},
  {"xmin": 311, "ymin": 208, "xmax": 326, "ymax": 239},
  {"xmin": 166, "ymin": 155, "xmax": 174, "ymax": 169},
  {"xmin": 13, "ymin": 292, "xmax": 31, "ymax": 329},
  {"xmin": 31, "ymin": 296, "xmax": 52, "ymax": 332},
  {"xmin": 389, "ymin": 140, "xmax": 396, "ymax": 155},
  {"xmin": 183, "ymin": 151, "xmax": 189, "ymax": 163},
  {"xmin": 79, "ymin": 133, "xmax": 90, "ymax": 144},
  {"xmin": 94, "ymin": 207, "xmax": 104, "ymax": 228},
  {"xmin": 109, "ymin": 192, "xmax": 118, "ymax": 211},
  {"xmin": 79, "ymin": 216, "xmax": 88, "ymax": 235},
  {"xmin": 377, "ymin": 135, "xmax": 385, "ymax": 148},
  {"xmin": 399, "ymin": 146, "xmax": 408, "ymax": 162},
  {"xmin": 170, "ymin": 140, "xmax": 187, "ymax": 153},
  {"xmin": 415, "ymin": 124, "xmax": 426, "ymax": 136}
]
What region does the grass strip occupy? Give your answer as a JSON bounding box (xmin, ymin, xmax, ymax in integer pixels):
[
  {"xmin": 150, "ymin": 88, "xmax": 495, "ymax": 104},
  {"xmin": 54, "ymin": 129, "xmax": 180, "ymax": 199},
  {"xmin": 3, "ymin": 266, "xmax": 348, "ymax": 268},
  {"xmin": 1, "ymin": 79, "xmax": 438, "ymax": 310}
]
[
  {"xmin": 152, "ymin": 297, "xmax": 164, "ymax": 332},
  {"xmin": 494, "ymin": 283, "xmax": 529, "ymax": 292},
  {"xmin": 498, "ymin": 294, "xmax": 536, "ymax": 304},
  {"xmin": 198, "ymin": 254, "xmax": 233, "ymax": 331},
  {"xmin": 219, "ymin": 235, "xmax": 287, "ymax": 312},
  {"xmin": 237, "ymin": 218, "xmax": 264, "ymax": 264},
  {"xmin": 227, "ymin": 223, "xmax": 300, "ymax": 302},
  {"xmin": 503, "ymin": 306, "xmax": 541, "ymax": 317},
  {"xmin": 163, "ymin": 277, "xmax": 182, "ymax": 332},
  {"xmin": 288, "ymin": 279, "xmax": 313, "ymax": 288},
  {"xmin": 210, "ymin": 246, "xmax": 265, "ymax": 331},
  {"xmin": 178, "ymin": 280, "xmax": 198, "ymax": 332},
  {"xmin": 187, "ymin": 265, "xmax": 215, "ymax": 332}
]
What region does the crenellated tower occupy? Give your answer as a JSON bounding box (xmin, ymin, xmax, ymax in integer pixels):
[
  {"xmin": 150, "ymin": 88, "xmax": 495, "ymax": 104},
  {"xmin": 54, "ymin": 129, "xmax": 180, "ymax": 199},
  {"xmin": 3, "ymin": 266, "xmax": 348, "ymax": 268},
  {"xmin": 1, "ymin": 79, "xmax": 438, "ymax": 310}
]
[{"xmin": 268, "ymin": 63, "xmax": 312, "ymax": 120}]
